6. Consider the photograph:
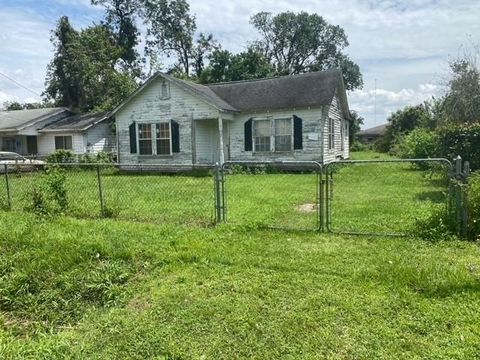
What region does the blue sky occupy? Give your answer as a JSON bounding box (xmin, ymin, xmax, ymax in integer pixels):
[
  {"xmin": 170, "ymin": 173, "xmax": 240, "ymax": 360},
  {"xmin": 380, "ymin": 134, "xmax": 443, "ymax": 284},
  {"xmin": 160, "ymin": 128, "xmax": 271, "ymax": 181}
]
[{"xmin": 0, "ymin": 0, "xmax": 479, "ymax": 128}]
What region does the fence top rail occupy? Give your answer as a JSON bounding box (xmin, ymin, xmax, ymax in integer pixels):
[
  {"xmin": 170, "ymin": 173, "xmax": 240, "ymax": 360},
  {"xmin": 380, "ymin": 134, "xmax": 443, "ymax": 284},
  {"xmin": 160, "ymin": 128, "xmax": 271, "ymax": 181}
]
[
  {"xmin": 4, "ymin": 162, "xmax": 215, "ymax": 169},
  {"xmin": 222, "ymin": 160, "xmax": 322, "ymax": 168},
  {"xmin": 326, "ymin": 158, "xmax": 452, "ymax": 167}
]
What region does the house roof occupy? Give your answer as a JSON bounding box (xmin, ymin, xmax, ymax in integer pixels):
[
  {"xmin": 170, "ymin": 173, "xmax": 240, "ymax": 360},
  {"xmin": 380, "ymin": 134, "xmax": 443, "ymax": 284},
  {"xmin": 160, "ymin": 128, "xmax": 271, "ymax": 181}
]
[
  {"xmin": 112, "ymin": 69, "xmax": 348, "ymax": 115},
  {"xmin": 207, "ymin": 69, "xmax": 343, "ymax": 112},
  {"xmin": 358, "ymin": 123, "xmax": 389, "ymax": 136},
  {"xmin": 0, "ymin": 107, "xmax": 68, "ymax": 132},
  {"xmin": 39, "ymin": 111, "xmax": 112, "ymax": 132}
]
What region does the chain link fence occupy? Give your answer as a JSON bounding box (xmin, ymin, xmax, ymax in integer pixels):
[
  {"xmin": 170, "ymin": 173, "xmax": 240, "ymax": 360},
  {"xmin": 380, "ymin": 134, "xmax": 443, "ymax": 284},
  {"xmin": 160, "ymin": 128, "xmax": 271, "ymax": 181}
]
[
  {"xmin": 221, "ymin": 161, "xmax": 323, "ymax": 231},
  {"xmin": 324, "ymin": 159, "xmax": 453, "ymax": 235},
  {"xmin": 1, "ymin": 163, "xmax": 216, "ymax": 226}
]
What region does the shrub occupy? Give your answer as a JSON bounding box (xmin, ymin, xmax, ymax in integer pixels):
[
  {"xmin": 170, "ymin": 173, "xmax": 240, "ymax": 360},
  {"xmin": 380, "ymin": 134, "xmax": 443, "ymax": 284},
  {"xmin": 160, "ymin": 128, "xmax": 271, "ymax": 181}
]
[
  {"xmin": 398, "ymin": 128, "xmax": 441, "ymax": 159},
  {"xmin": 437, "ymin": 123, "xmax": 480, "ymax": 170},
  {"xmin": 26, "ymin": 166, "xmax": 68, "ymax": 216},
  {"xmin": 46, "ymin": 150, "xmax": 75, "ymax": 164},
  {"xmin": 467, "ymin": 171, "xmax": 480, "ymax": 240}
]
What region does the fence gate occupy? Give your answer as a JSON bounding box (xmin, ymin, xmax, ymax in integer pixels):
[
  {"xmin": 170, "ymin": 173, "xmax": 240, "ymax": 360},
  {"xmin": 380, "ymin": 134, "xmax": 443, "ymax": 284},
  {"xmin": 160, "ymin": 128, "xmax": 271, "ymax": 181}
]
[
  {"xmin": 221, "ymin": 161, "xmax": 323, "ymax": 231},
  {"xmin": 324, "ymin": 159, "xmax": 453, "ymax": 235}
]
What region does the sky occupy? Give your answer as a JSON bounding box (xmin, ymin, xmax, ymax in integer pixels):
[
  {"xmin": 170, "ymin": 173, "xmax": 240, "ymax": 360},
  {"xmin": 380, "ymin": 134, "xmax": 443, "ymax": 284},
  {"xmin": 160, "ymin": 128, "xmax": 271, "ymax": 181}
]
[{"xmin": 0, "ymin": 0, "xmax": 479, "ymax": 128}]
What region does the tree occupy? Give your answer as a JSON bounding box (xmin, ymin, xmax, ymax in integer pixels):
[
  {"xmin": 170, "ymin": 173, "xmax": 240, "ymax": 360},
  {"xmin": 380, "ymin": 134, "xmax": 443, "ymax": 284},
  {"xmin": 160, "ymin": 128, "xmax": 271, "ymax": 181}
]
[
  {"xmin": 44, "ymin": 16, "xmax": 82, "ymax": 110},
  {"xmin": 440, "ymin": 56, "xmax": 480, "ymax": 124},
  {"xmin": 2, "ymin": 101, "xmax": 53, "ymax": 111},
  {"xmin": 376, "ymin": 104, "xmax": 433, "ymax": 152},
  {"xmin": 199, "ymin": 48, "xmax": 274, "ymax": 83},
  {"xmin": 348, "ymin": 110, "xmax": 364, "ymax": 144},
  {"xmin": 91, "ymin": 0, "xmax": 142, "ymax": 75},
  {"xmin": 44, "ymin": 18, "xmax": 137, "ymax": 112},
  {"xmin": 250, "ymin": 11, "xmax": 363, "ymax": 90}
]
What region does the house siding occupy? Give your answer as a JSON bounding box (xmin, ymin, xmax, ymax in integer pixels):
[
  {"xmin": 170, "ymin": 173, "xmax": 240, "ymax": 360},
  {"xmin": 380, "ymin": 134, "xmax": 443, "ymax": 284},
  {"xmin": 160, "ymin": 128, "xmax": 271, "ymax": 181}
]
[
  {"xmin": 37, "ymin": 133, "xmax": 86, "ymax": 155},
  {"xmin": 323, "ymin": 92, "xmax": 349, "ymax": 163},
  {"xmin": 116, "ymin": 77, "xmax": 220, "ymax": 164},
  {"xmin": 86, "ymin": 120, "xmax": 115, "ymax": 153},
  {"xmin": 228, "ymin": 107, "xmax": 325, "ymax": 163}
]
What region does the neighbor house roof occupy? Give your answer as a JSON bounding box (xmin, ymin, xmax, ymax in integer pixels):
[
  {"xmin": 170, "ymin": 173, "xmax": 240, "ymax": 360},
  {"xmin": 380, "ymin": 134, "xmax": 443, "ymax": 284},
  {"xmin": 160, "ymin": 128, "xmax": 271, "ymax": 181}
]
[
  {"xmin": 113, "ymin": 69, "xmax": 349, "ymax": 115},
  {"xmin": 0, "ymin": 107, "xmax": 68, "ymax": 132},
  {"xmin": 39, "ymin": 111, "xmax": 112, "ymax": 132},
  {"xmin": 358, "ymin": 123, "xmax": 389, "ymax": 136}
]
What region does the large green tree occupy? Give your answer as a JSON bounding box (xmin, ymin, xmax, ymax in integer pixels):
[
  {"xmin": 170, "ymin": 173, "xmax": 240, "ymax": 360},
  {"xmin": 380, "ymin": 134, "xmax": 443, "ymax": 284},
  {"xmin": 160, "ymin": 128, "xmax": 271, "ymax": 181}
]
[
  {"xmin": 91, "ymin": 0, "xmax": 142, "ymax": 75},
  {"xmin": 44, "ymin": 17, "xmax": 137, "ymax": 112},
  {"xmin": 440, "ymin": 57, "xmax": 480, "ymax": 124},
  {"xmin": 199, "ymin": 48, "xmax": 274, "ymax": 83},
  {"xmin": 250, "ymin": 11, "xmax": 362, "ymax": 90}
]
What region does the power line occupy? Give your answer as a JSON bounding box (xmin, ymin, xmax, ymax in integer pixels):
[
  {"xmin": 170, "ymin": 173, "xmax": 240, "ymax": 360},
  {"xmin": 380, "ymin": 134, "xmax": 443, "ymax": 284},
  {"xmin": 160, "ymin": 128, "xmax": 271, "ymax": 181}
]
[{"xmin": 0, "ymin": 71, "xmax": 42, "ymax": 97}]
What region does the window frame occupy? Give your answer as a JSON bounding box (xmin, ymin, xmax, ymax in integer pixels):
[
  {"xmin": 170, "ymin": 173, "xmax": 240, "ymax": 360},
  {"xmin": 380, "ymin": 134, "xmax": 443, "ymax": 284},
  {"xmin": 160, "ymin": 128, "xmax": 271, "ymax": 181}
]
[
  {"xmin": 54, "ymin": 135, "xmax": 73, "ymax": 151},
  {"xmin": 160, "ymin": 81, "xmax": 170, "ymax": 100},
  {"xmin": 136, "ymin": 121, "xmax": 172, "ymax": 156},
  {"xmin": 252, "ymin": 117, "xmax": 294, "ymax": 153},
  {"xmin": 328, "ymin": 117, "xmax": 335, "ymax": 150}
]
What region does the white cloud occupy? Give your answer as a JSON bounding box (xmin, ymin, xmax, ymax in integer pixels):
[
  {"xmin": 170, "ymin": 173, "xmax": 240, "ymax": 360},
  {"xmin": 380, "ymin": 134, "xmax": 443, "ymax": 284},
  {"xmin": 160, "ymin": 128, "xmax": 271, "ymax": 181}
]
[{"xmin": 349, "ymin": 82, "xmax": 441, "ymax": 128}]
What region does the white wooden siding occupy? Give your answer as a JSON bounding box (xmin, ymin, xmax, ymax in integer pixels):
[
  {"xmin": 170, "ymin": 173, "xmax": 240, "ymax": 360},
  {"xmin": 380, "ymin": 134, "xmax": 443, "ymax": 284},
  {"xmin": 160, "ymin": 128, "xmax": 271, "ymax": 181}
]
[
  {"xmin": 228, "ymin": 107, "xmax": 325, "ymax": 162},
  {"xmin": 323, "ymin": 92, "xmax": 349, "ymax": 163},
  {"xmin": 86, "ymin": 121, "xmax": 115, "ymax": 153},
  {"xmin": 37, "ymin": 133, "xmax": 86, "ymax": 155},
  {"xmin": 116, "ymin": 76, "xmax": 220, "ymax": 164}
]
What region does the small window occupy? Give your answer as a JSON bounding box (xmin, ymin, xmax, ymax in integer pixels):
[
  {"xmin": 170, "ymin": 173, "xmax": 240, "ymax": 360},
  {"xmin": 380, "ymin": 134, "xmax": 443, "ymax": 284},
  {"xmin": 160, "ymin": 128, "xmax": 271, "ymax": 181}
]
[
  {"xmin": 156, "ymin": 122, "xmax": 171, "ymax": 155},
  {"xmin": 328, "ymin": 118, "xmax": 335, "ymax": 150},
  {"xmin": 253, "ymin": 120, "xmax": 271, "ymax": 152},
  {"xmin": 274, "ymin": 118, "xmax": 292, "ymax": 152},
  {"xmin": 138, "ymin": 123, "xmax": 153, "ymax": 155},
  {"xmin": 160, "ymin": 81, "xmax": 170, "ymax": 99},
  {"xmin": 55, "ymin": 136, "xmax": 73, "ymax": 150}
]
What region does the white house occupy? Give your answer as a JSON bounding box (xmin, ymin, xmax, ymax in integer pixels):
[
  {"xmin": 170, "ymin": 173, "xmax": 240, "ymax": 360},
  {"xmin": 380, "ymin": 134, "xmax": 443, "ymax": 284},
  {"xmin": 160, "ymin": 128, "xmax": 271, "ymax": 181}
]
[
  {"xmin": 0, "ymin": 108, "xmax": 115, "ymax": 156},
  {"xmin": 112, "ymin": 69, "xmax": 351, "ymax": 165}
]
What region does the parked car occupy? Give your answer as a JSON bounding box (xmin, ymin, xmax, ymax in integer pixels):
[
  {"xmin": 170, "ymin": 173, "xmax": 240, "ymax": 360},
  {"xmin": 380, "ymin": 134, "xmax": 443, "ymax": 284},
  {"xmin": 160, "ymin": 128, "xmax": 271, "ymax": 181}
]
[{"xmin": 0, "ymin": 152, "xmax": 45, "ymax": 172}]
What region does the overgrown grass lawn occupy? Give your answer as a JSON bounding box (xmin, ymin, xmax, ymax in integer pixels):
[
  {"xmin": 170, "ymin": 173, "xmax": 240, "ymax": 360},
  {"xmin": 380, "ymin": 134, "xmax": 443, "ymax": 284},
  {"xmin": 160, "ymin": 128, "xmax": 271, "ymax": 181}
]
[
  {"xmin": 1, "ymin": 151, "xmax": 478, "ymax": 358},
  {"xmin": 1, "ymin": 211, "xmax": 480, "ymax": 359}
]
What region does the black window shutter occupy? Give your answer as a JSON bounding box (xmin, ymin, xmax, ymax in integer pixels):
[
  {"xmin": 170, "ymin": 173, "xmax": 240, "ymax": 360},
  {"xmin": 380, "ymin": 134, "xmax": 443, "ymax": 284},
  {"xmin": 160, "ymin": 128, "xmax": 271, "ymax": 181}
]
[
  {"xmin": 293, "ymin": 115, "xmax": 303, "ymax": 150},
  {"xmin": 171, "ymin": 120, "xmax": 180, "ymax": 153},
  {"xmin": 129, "ymin": 122, "xmax": 137, "ymax": 153},
  {"xmin": 244, "ymin": 118, "xmax": 253, "ymax": 151}
]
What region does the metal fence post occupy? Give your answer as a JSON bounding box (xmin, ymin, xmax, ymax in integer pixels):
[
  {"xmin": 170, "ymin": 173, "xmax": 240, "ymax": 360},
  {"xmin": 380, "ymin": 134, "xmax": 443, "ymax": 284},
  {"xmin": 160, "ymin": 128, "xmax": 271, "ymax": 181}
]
[
  {"xmin": 454, "ymin": 155, "xmax": 466, "ymax": 237},
  {"xmin": 4, "ymin": 164, "xmax": 11, "ymax": 209},
  {"xmin": 96, "ymin": 164, "xmax": 105, "ymax": 216},
  {"xmin": 214, "ymin": 163, "xmax": 223, "ymax": 223}
]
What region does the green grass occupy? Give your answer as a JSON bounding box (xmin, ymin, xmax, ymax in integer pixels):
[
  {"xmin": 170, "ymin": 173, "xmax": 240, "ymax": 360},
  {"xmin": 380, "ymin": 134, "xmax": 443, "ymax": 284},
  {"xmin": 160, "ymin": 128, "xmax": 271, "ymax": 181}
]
[{"xmin": 0, "ymin": 151, "xmax": 478, "ymax": 359}]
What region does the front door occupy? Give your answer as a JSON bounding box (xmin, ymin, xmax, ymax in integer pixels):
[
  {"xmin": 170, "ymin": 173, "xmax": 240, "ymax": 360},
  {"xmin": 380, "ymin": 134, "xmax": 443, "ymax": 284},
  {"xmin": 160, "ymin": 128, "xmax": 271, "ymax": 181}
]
[
  {"xmin": 26, "ymin": 136, "xmax": 38, "ymax": 155},
  {"xmin": 195, "ymin": 121, "xmax": 219, "ymax": 164}
]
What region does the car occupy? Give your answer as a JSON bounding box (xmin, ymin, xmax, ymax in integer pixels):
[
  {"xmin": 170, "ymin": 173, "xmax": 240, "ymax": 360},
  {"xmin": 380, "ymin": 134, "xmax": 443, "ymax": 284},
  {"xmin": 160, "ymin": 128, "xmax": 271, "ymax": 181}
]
[{"xmin": 0, "ymin": 152, "xmax": 45, "ymax": 172}]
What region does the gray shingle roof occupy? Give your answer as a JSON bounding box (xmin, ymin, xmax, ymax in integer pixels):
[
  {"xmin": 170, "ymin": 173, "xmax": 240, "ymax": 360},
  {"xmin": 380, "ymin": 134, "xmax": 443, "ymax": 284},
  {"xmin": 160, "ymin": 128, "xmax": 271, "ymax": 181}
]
[
  {"xmin": 0, "ymin": 108, "xmax": 68, "ymax": 131},
  {"xmin": 207, "ymin": 69, "xmax": 343, "ymax": 112},
  {"xmin": 112, "ymin": 69, "xmax": 346, "ymax": 115},
  {"xmin": 40, "ymin": 111, "xmax": 111, "ymax": 132}
]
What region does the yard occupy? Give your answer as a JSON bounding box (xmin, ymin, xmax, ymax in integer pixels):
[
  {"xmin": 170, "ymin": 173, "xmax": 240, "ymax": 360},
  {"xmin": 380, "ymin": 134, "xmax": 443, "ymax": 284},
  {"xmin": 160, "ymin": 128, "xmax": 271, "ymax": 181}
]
[{"xmin": 0, "ymin": 151, "xmax": 479, "ymax": 359}]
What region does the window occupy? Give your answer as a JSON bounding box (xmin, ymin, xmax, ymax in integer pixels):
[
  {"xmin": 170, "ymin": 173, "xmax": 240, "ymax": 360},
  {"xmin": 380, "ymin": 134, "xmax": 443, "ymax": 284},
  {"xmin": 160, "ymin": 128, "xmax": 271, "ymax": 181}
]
[
  {"xmin": 137, "ymin": 122, "xmax": 172, "ymax": 156},
  {"xmin": 340, "ymin": 120, "xmax": 344, "ymax": 151},
  {"xmin": 55, "ymin": 136, "xmax": 72, "ymax": 150},
  {"xmin": 160, "ymin": 81, "xmax": 170, "ymax": 99},
  {"xmin": 252, "ymin": 118, "xmax": 295, "ymax": 153},
  {"xmin": 253, "ymin": 119, "xmax": 271, "ymax": 152},
  {"xmin": 156, "ymin": 123, "xmax": 171, "ymax": 155},
  {"xmin": 138, "ymin": 123, "xmax": 153, "ymax": 155},
  {"xmin": 274, "ymin": 118, "xmax": 292, "ymax": 152},
  {"xmin": 328, "ymin": 118, "xmax": 335, "ymax": 150}
]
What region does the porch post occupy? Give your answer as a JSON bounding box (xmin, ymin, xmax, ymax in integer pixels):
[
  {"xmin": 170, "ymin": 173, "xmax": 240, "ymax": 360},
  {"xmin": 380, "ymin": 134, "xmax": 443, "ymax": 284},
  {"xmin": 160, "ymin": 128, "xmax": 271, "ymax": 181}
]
[{"xmin": 218, "ymin": 113, "xmax": 225, "ymax": 165}]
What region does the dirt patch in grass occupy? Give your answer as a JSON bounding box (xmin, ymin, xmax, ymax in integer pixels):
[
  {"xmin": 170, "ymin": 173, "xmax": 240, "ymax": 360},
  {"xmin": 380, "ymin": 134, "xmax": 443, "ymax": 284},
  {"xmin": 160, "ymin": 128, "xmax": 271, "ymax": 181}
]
[{"xmin": 295, "ymin": 203, "xmax": 317, "ymax": 213}]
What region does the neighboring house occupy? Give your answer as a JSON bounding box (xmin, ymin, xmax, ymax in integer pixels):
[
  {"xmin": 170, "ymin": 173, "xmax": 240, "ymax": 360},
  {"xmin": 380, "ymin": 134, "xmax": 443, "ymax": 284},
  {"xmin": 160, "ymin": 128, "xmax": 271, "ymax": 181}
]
[
  {"xmin": 0, "ymin": 108, "xmax": 114, "ymax": 156},
  {"xmin": 357, "ymin": 123, "xmax": 388, "ymax": 144},
  {"xmin": 113, "ymin": 69, "xmax": 351, "ymax": 165}
]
